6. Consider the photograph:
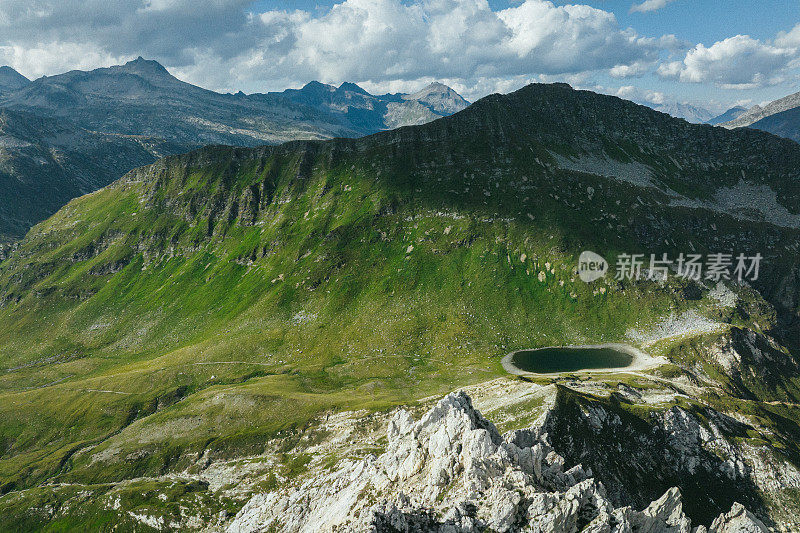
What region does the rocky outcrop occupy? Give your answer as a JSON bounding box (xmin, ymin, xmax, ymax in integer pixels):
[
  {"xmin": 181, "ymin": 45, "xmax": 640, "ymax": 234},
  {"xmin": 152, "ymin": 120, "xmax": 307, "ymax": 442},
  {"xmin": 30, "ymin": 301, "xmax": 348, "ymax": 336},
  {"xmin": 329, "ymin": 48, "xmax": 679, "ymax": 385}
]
[
  {"xmin": 708, "ymin": 503, "xmax": 770, "ymax": 533},
  {"xmin": 228, "ymin": 392, "xmax": 770, "ymax": 533},
  {"xmin": 536, "ymin": 386, "xmax": 767, "ymax": 524}
]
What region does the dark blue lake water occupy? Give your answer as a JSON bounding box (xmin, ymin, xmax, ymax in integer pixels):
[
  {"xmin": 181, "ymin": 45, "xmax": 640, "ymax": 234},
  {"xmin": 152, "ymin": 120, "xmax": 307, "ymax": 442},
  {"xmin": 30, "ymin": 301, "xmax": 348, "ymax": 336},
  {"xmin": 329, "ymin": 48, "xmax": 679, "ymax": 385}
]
[{"xmin": 510, "ymin": 347, "xmax": 633, "ymax": 373}]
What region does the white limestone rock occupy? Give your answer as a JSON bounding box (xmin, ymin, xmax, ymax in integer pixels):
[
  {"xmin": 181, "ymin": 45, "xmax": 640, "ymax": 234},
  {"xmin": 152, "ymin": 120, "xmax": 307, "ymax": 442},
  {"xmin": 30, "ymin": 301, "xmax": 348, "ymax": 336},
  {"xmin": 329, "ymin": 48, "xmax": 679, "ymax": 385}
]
[
  {"xmin": 708, "ymin": 503, "xmax": 769, "ymax": 533},
  {"xmin": 227, "ymin": 392, "xmax": 768, "ymax": 533}
]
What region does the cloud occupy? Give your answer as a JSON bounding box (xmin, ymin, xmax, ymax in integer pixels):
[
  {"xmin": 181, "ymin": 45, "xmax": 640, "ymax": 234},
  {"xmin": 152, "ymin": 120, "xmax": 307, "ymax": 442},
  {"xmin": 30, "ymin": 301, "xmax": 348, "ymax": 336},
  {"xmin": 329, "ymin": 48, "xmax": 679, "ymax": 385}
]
[
  {"xmin": 0, "ymin": 42, "xmax": 132, "ymax": 79},
  {"xmin": 233, "ymin": 0, "xmax": 664, "ymax": 87},
  {"xmin": 775, "ymin": 23, "xmax": 800, "ymax": 48},
  {"xmin": 496, "ymin": 2, "xmax": 656, "ymax": 74},
  {"xmin": 593, "ymin": 83, "xmax": 738, "ymax": 118},
  {"xmin": 0, "ymin": 0, "xmax": 256, "ymax": 71},
  {"xmin": 658, "ymin": 34, "xmax": 798, "ymax": 89},
  {"xmin": 0, "ymin": 0, "xmax": 670, "ymax": 95},
  {"xmin": 609, "ymin": 61, "xmax": 650, "ymax": 78},
  {"xmin": 630, "ymin": 0, "xmax": 675, "ymax": 14},
  {"xmin": 611, "ymin": 85, "xmax": 666, "ymax": 105}
]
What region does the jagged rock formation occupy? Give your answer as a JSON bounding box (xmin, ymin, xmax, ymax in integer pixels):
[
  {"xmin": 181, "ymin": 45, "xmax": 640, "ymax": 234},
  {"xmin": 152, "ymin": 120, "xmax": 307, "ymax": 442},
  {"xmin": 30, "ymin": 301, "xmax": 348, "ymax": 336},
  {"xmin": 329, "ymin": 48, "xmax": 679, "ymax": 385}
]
[
  {"xmin": 533, "ymin": 386, "xmax": 796, "ymax": 526},
  {"xmin": 228, "ymin": 392, "xmax": 770, "ymax": 532}
]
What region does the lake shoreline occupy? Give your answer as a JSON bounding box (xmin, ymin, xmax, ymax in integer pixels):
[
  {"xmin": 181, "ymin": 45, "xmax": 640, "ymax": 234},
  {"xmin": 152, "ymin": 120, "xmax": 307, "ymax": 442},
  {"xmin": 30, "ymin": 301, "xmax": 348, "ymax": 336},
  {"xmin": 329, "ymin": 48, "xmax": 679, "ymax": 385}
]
[{"xmin": 501, "ymin": 343, "xmax": 667, "ymax": 376}]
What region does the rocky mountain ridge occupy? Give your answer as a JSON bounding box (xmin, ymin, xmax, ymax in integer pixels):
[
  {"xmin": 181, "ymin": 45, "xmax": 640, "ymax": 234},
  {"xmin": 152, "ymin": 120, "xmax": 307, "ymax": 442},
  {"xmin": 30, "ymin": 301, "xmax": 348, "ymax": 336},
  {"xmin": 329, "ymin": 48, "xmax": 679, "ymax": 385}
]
[
  {"xmin": 0, "ymin": 107, "xmax": 193, "ymax": 242},
  {"xmin": 652, "ymin": 102, "xmax": 714, "ymax": 124},
  {"xmin": 707, "ymin": 106, "xmax": 748, "ymax": 126},
  {"xmin": 221, "ymin": 325, "xmax": 800, "ymax": 532},
  {"xmin": 742, "ymin": 107, "xmax": 800, "ymax": 144},
  {"xmin": 722, "ymin": 92, "xmax": 800, "ymax": 130},
  {"xmin": 0, "ymin": 58, "xmax": 469, "ymax": 146},
  {"xmin": 228, "ymin": 391, "xmax": 773, "ymax": 532},
  {"xmin": 721, "ymin": 90, "xmax": 800, "ymax": 143},
  {"xmin": 278, "ymin": 79, "xmax": 469, "ymax": 132}
]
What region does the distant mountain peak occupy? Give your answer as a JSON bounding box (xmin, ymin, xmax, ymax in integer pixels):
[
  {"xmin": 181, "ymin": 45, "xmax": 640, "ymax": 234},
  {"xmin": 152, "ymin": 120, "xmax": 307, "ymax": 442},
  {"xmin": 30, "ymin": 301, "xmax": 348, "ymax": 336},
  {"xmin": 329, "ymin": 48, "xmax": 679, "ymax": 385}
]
[
  {"xmin": 707, "ymin": 105, "xmax": 748, "ymax": 126},
  {"xmin": 652, "ymin": 101, "xmax": 713, "ymax": 124},
  {"xmin": 421, "ymin": 81, "xmax": 450, "ymax": 90},
  {"xmin": 722, "ymin": 90, "xmax": 800, "ymax": 130},
  {"xmin": 299, "ymin": 81, "xmax": 335, "ymax": 93},
  {"xmin": 115, "ymin": 57, "xmax": 172, "ymax": 79},
  {"xmin": 338, "ymin": 82, "xmax": 369, "ymax": 95},
  {"xmin": 0, "ymin": 66, "xmax": 31, "ymax": 92},
  {"xmin": 404, "ymin": 82, "xmax": 470, "ymax": 116},
  {"xmin": 127, "ymin": 56, "xmax": 164, "ymax": 67},
  {"xmin": 0, "ymin": 65, "xmax": 27, "ymax": 79},
  {"xmin": 412, "ymin": 81, "xmax": 459, "ymax": 95}
]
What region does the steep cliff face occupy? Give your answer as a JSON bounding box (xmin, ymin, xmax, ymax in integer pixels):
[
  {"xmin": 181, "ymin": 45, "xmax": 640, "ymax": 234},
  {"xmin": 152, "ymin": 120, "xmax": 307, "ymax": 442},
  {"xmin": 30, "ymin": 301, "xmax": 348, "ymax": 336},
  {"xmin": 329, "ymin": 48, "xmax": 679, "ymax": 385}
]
[{"xmin": 540, "ymin": 388, "xmax": 771, "ymax": 524}]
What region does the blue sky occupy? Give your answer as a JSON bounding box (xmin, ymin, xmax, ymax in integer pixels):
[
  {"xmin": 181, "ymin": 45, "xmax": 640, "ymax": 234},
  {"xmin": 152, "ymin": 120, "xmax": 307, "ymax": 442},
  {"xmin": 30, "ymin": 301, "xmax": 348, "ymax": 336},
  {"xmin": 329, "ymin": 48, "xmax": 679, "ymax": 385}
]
[{"xmin": 1, "ymin": 0, "xmax": 799, "ymax": 113}]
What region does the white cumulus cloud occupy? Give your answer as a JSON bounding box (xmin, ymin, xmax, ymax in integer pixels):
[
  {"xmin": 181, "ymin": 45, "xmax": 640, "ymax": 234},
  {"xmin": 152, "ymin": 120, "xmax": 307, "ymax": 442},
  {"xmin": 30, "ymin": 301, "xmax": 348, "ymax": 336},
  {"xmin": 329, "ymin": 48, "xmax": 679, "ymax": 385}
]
[
  {"xmin": 612, "ymin": 85, "xmax": 666, "ymax": 105},
  {"xmin": 230, "ymin": 0, "xmax": 665, "ymax": 88},
  {"xmin": 775, "ymin": 23, "xmax": 800, "ymax": 48},
  {"xmin": 609, "ymin": 62, "xmax": 650, "ymax": 78},
  {"xmin": 630, "ymin": 0, "xmax": 675, "ymax": 14},
  {"xmin": 657, "ymin": 34, "xmax": 798, "ymax": 89}
]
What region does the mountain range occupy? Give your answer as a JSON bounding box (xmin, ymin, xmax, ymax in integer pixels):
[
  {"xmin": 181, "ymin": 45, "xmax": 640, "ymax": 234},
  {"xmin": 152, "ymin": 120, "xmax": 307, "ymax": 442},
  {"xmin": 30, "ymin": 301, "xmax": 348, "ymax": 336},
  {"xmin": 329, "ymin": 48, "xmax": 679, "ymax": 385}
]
[
  {"xmin": 626, "ymin": 100, "xmax": 745, "ymax": 127},
  {"xmin": 706, "ymin": 105, "xmax": 748, "ymax": 125},
  {"xmin": 278, "ymin": 80, "xmax": 469, "ymax": 132},
  {"xmin": 1, "ymin": 83, "xmax": 799, "ymax": 530},
  {"xmin": 651, "ymin": 101, "xmax": 715, "ymax": 124},
  {"xmin": 0, "ymin": 59, "xmax": 469, "ymax": 243},
  {"xmin": 0, "ymin": 58, "xmax": 469, "ymax": 145},
  {"xmin": 723, "ymin": 91, "xmax": 800, "ymax": 130},
  {"xmin": 721, "ymin": 90, "xmax": 800, "ymax": 142},
  {"xmin": 6, "ymin": 56, "xmax": 800, "ymax": 252}
]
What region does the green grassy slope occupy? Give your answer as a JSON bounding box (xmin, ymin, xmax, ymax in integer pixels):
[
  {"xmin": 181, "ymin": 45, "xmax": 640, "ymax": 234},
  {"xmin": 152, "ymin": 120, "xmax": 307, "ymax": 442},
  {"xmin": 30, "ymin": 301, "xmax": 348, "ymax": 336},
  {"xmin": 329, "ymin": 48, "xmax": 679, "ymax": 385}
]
[{"xmin": 0, "ymin": 84, "xmax": 799, "ymax": 516}]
